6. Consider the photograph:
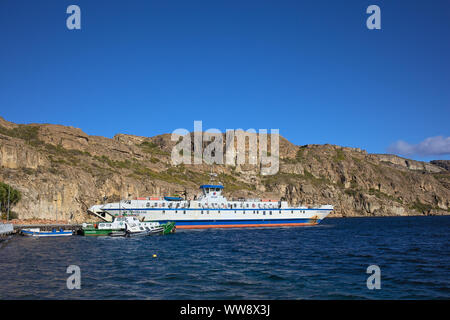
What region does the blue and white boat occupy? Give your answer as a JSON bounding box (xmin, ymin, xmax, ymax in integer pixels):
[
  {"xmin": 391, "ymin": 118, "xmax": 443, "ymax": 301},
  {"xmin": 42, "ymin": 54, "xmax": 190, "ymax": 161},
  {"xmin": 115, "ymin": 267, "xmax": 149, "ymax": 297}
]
[
  {"xmin": 20, "ymin": 228, "xmax": 74, "ymax": 237},
  {"xmin": 88, "ymin": 182, "xmax": 334, "ymax": 230}
]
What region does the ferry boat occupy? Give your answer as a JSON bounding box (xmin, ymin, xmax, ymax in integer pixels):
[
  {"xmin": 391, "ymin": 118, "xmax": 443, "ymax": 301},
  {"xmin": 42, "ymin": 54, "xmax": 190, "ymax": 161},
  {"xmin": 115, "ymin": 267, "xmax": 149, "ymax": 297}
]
[{"xmin": 88, "ymin": 183, "xmax": 333, "ymax": 229}]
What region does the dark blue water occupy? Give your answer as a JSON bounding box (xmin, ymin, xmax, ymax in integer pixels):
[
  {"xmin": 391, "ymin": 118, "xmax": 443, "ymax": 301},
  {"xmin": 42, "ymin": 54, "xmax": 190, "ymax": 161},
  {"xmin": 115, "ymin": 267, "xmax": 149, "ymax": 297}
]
[{"xmin": 0, "ymin": 216, "xmax": 449, "ymax": 299}]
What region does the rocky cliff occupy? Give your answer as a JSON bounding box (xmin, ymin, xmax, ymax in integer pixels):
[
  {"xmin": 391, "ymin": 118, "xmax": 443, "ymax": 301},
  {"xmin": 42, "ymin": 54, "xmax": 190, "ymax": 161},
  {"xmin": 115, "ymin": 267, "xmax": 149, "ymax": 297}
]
[
  {"xmin": 430, "ymin": 160, "xmax": 450, "ymax": 172},
  {"xmin": 0, "ymin": 116, "xmax": 449, "ymax": 223}
]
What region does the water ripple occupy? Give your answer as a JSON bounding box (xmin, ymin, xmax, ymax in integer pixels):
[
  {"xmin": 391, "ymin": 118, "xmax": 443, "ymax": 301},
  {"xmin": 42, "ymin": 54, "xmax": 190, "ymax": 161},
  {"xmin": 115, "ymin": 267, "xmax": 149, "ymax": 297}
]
[{"xmin": 0, "ymin": 216, "xmax": 449, "ymax": 299}]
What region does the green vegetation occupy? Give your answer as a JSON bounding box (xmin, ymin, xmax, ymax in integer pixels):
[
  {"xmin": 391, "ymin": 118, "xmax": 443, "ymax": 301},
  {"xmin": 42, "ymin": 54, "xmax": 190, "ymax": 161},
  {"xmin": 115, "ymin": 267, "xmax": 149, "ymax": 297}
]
[
  {"xmin": 48, "ymin": 167, "xmax": 61, "ymax": 176},
  {"xmin": 333, "ymin": 149, "xmax": 345, "ymax": 162},
  {"xmin": 138, "ymin": 141, "xmax": 170, "ymax": 156},
  {"xmin": 262, "ymin": 169, "xmax": 331, "ymax": 189},
  {"xmin": 48, "ymin": 156, "xmax": 69, "ymax": 165},
  {"xmin": 281, "ymin": 157, "xmax": 297, "ymax": 164},
  {"xmin": 140, "ymin": 141, "xmax": 159, "ymax": 149},
  {"xmin": 218, "ymin": 173, "xmax": 255, "ymax": 192},
  {"xmin": 44, "ymin": 144, "xmax": 90, "ymax": 167},
  {"xmin": 344, "ymin": 189, "xmax": 359, "ymax": 197},
  {"xmin": 93, "ymin": 155, "xmax": 137, "ymax": 170},
  {"xmin": 21, "ymin": 168, "xmax": 36, "ymax": 175},
  {"xmin": 129, "ymin": 164, "xmax": 253, "ymax": 191},
  {"xmin": 313, "ymin": 155, "xmax": 322, "ymax": 164},
  {"xmin": 409, "ymin": 200, "xmax": 433, "ymax": 213},
  {"xmin": 368, "ymin": 161, "xmax": 384, "ymax": 175},
  {"xmin": 303, "ymin": 169, "xmax": 332, "ymax": 186},
  {"xmin": 262, "ymin": 172, "xmax": 299, "ymax": 186},
  {"xmin": 94, "ymin": 155, "xmax": 115, "ymax": 167},
  {"xmin": 282, "ymin": 147, "xmax": 307, "ymax": 164},
  {"xmin": 431, "ymin": 172, "xmax": 450, "ymax": 185},
  {"xmin": 131, "ymin": 165, "xmax": 186, "ymax": 184},
  {"xmin": 350, "ymin": 181, "xmax": 359, "ymax": 189},
  {"xmin": 94, "ymin": 156, "xmax": 185, "ymax": 184},
  {"xmin": 0, "ymin": 124, "xmax": 42, "ymax": 146},
  {"xmin": 295, "ymin": 148, "xmax": 305, "ymax": 162},
  {"xmin": 44, "ymin": 144, "xmax": 89, "ymax": 157},
  {"xmin": 0, "ymin": 126, "xmax": 92, "ymax": 169},
  {"xmin": 303, "ymin": 169, "xmax": 314, "ymax": 180},
  {"xmin": 341, "ymin": 184, "xmax": 403, "ymax": 204},
  {"xmin": 94, "ymin": 155, "xmax": 148, "ymax": 173},
  {"xmin": 0, "ymin": 182, "xmax": 21, "ymax": 219},
  {"xmin": 90, "ymin": 153, "xmax": 253, "ymax": 190},
  {"xmin": 351, "ymin": 156, "xmax": 362, "ymax": 164},
  {"xmin": 368, "ymin": 188, "xmax": 403, "ymax": 204}
]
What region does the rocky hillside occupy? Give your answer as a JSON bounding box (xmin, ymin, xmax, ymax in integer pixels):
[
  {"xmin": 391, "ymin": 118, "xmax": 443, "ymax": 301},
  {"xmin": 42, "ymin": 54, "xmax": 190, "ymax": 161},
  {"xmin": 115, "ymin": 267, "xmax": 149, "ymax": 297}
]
[
  {"xmin": 431, "ymin": 160, "xmax": 450, "ymax": 172},
  {"xmin": 0, "ymin": 116, "xmax": 449, "ymax": 223}
]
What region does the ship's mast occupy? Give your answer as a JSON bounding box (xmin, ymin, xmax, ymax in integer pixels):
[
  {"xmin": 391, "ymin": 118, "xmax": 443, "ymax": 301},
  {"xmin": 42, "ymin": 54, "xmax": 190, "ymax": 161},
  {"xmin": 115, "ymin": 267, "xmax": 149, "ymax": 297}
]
[
  {"xmin": 209, "ymin": 166, "xmax": 217, "ymax": 184},
  {"xmin": 119, "ymin": 183, "xmax": 122, "ymax": 217},
  {"xmin": 209, "ymin": 165, "xmax": 222, "ymax": 186}
]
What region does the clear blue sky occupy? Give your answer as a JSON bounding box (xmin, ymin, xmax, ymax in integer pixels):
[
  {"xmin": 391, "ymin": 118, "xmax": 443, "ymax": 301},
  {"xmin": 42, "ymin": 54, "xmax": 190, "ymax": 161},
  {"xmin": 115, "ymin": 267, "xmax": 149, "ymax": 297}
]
[{"xmin": 1, "ymin": 0, "xmax": 449, "ymax": 161}]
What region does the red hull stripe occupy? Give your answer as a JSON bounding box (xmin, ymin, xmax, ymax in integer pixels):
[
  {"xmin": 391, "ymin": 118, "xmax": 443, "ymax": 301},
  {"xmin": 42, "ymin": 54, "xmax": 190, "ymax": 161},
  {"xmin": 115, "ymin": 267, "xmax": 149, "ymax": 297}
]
[{"xmin": 177, "ymin": 222, "xmax": 318, "ymax": 229}]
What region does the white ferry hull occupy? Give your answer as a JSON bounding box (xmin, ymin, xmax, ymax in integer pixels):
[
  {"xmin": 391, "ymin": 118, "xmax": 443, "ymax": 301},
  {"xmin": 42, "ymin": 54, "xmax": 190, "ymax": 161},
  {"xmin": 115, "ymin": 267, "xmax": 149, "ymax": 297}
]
[{"xmin": 102, "ymin": 208, "xmax": 332, "ymax": 229}]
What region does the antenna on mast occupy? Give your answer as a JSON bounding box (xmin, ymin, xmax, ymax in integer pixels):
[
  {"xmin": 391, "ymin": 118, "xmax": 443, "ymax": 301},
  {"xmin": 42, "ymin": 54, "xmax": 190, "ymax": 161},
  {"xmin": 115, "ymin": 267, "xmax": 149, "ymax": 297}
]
[
  {"xmin": 208, "ymin": 165, "xmax": 222, "ymax": 186},
  {"xmin": 209, "ymin": 165, "xmax": 218, "ymax": 184}
]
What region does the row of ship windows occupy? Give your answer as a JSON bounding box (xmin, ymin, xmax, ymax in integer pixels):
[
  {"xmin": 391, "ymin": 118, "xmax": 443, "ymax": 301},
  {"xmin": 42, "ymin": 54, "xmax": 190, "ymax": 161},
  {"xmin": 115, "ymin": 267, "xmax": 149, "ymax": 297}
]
[
  {"xmin": 145, "ymin": 202, "xmax": 278, "ymax": 209},
  {"xmin": 160, "ymin": 210, "xmax": 307, "ymax": 214}
]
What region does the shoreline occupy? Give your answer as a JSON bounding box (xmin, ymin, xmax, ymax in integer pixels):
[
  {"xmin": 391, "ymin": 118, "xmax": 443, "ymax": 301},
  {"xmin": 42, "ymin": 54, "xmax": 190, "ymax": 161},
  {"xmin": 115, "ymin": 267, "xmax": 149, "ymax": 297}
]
[
  {"xmin": 327, "ymin": 214, "xmax": 450, "ymax": 219},
  {"xmin": 2, "ymin": 213, "xmax": 449, "ymax": 226}
]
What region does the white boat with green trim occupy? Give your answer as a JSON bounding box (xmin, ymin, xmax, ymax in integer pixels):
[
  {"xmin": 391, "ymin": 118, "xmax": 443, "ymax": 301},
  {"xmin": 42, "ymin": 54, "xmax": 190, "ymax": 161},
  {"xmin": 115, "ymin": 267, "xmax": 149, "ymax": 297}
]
[{"xmin": 80, "ymin": 216, "xmax": 175, "ymax": 236}]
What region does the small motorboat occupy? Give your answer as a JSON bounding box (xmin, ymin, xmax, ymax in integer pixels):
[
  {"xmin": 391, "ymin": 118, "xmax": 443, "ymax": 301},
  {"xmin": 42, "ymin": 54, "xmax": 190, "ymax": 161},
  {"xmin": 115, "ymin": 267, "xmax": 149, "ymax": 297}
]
[
  {"xmin": 80, "ymin": 216, "xmax": 175, "ymax": 237},
  {"xmin": 110, "ymin": 225, "xmax": 170, "ymax": 237},
  {"xmin": 124, "ymin": 224, "xmax": 163, "ymax": 237},
  {"xmin": 21, "ymin": 228, "xmax": 73, "ymax": 237}
]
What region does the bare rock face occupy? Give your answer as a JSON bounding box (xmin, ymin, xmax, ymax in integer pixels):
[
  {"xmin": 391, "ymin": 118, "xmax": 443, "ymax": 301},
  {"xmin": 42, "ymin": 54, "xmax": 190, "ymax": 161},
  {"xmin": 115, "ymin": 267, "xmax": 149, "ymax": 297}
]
[
  {"xmin": 374, "ymin": 154, "xmax": 443, "ymax": 173},
  {"xmin": 0, "ymin": 136, "xmax": 49, "ymax": 169},
  {"xmin": 431, "ymin": 160, "xmax": 450, "ymax": 172},
  {"xmin": 0, "ymin": 116, "xmax": 449, "ymax": 222},
  {"xmin": 114, "ymin": 133, "xmax": 146, "ymax": 146},
  {"xmin": 38, "ymin": 124, "xmax": 90, "ymax": 151}
]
